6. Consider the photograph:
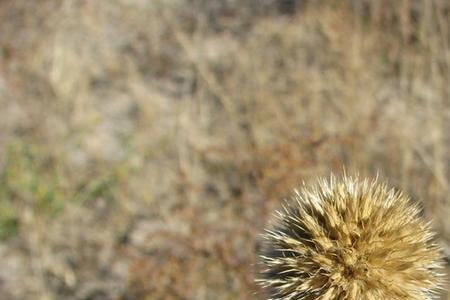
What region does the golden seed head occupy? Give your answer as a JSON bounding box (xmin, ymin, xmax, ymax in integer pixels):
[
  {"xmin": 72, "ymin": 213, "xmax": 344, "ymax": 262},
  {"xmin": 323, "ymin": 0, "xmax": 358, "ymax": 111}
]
[{"xmin": 258, "ymin": 176, "xmax": 445, "ymax": 300}]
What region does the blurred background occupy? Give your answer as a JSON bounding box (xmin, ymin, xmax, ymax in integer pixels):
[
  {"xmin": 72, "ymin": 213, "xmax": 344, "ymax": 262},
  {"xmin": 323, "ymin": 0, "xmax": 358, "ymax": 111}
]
[{"xmin": 0, "ymin": 0, "xmax": 449, "ymax": 299}]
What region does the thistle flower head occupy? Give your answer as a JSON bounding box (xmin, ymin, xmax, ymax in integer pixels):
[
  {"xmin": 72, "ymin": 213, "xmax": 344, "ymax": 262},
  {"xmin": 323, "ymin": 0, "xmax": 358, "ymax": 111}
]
[{"xmin": 258, "ymin": 176, "xmax": 445, "ymax": 300}]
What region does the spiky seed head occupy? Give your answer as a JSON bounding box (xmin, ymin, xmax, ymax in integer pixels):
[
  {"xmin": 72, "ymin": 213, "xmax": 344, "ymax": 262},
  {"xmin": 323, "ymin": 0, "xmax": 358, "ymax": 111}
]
[{"xmin": 258, "ymin": 176, "xmax": 445, "ymax": 300}]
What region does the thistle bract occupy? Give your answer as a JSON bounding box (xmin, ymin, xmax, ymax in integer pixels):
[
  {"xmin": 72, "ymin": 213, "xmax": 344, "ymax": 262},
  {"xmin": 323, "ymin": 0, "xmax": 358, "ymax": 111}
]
[{"xmin": 258, "ymin": 176, "xmax": 445, "ymax": 300}]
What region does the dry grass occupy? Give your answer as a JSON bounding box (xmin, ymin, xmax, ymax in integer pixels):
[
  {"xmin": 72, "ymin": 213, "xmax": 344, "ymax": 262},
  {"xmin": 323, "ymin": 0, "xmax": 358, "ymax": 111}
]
[{"xmin": 0, "ymin": 0, "xmax": 449, "ymax": 299}]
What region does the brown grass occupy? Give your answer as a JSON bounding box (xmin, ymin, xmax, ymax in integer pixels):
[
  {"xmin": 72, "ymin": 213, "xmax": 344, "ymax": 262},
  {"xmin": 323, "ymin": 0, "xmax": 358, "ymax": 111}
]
[{"xmin": 0, "ymin": 0, "xmax": 449, "ymax": 299}]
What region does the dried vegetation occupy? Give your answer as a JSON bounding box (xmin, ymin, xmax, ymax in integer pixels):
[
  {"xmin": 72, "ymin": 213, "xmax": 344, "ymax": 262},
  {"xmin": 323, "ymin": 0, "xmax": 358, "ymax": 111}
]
[
  {"xmin": 259, "ymin": 177, "xmax": 445, "ymax": 299},
  {"xmin": 0, "ymin": 0, "xmax": 449, "ymax": 299}
]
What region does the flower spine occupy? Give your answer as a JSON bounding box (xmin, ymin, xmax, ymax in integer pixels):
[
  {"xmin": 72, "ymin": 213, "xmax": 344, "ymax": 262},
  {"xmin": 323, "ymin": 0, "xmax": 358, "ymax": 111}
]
[{"xmin": 258, "ymin": 176, "xmax": 445, "ymax": 300}]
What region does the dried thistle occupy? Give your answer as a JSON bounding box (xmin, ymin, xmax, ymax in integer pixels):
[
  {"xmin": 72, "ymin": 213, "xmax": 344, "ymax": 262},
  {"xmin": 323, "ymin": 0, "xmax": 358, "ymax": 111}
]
[{"xmin": 258, "ymin": 176, "xmax": 445, "ymax": 300}]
